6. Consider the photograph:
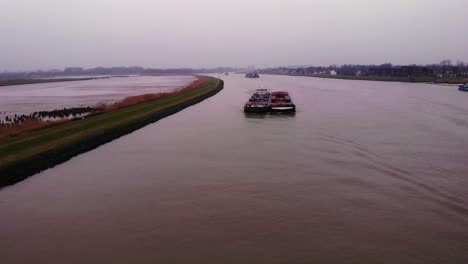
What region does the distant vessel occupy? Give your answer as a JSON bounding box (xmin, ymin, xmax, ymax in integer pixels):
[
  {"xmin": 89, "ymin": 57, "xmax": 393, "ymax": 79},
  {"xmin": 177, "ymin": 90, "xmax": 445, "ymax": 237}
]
[
  {"xmin": 224, "ymin": 72, "xmax": 229, "ymax": 76},
  {"xmin": 270, "ymin": 91, "xmax": 296, "ymax": 113},
  {"xmin": 244, "ymin": 89, "xmax": 296, "ymax": 113},
  {"xmin": 458, "ymin": 83, "xmax": 468, "ymax": 92},
  {"xmin": 244, "ymin": 89, "xmax": 270, "ymax": 113},
  {"xmin": 245, "ymin": 72, "xmax": 260, "ymax": 78}
]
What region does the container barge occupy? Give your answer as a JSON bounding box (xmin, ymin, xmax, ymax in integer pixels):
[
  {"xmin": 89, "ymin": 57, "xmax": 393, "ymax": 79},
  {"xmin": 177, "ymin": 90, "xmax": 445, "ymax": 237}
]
[
  {"xmin": 270, "ymin": 91, "xmax": 296, "ymax": 113},
  {"xmin": 245, "ymin": 72, "xmax": 260, "ymax": 78},
  {"xmin": 244, "ymin": 89, "xmax": 295, "ymax": 113},
  {"xmin": 244, "ymin": 89, "xmax": 270, "ymax": 113}
]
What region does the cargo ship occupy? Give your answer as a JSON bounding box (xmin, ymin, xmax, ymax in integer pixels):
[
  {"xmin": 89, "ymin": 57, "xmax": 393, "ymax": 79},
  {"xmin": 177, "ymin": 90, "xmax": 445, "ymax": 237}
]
[
  {"xmin": 245, "ymin": 72, "xmax": 260, "ymax": 78},
  {"xmin": 244, "ymin": 89, "xmax": 296, "ymax": 113},
  {"xmin": 458, "ymin": 83, "xmax": 468, "ymax": 92},
  {"xmin": 270, "ymin": 91, "xmax": 296, "ymax": 113},
  {"xmin": 244, "ymin": 89, "xmax": 270, "ymax": 113}
]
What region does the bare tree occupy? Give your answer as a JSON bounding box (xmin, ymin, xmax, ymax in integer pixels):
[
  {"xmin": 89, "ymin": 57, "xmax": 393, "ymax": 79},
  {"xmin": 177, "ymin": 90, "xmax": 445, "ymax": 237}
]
[{"xmin": 440, "ymin": 59, "xmax": 452, "ymax": 66}]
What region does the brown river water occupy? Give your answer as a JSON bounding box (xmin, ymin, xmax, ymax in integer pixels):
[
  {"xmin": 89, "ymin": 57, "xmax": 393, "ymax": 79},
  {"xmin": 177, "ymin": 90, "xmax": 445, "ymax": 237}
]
[{"xmin": 1, "ymin": 74, "xmax": 467, "ymax": 263}]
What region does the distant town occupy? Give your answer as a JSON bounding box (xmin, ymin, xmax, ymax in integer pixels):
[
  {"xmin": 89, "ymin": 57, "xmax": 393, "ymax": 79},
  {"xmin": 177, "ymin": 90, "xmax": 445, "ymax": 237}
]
[{"xmin": 259, "ymin": 60, "xmax": 468, "ymax": 83}]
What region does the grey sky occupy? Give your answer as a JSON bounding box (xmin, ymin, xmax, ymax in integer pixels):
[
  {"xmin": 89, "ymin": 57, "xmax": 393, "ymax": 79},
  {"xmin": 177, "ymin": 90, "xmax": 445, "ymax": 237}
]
[{"xmin": 1, "ymin": 0, "xmax": 468, "ymax": 71}]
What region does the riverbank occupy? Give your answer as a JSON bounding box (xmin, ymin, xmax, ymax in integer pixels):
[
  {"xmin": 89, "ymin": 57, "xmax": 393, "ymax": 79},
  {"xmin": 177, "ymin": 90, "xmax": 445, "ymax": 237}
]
[
  {"xmin": 0, "ymin": 76, "xmax": 223, "ymax": 188},
  {"xmin": 0, "ymin": 76, "xmax": 112, "ymax": 87},
  {"xmin": 261, "ymin": 72, "xmax": 468, "ymax": 84}
]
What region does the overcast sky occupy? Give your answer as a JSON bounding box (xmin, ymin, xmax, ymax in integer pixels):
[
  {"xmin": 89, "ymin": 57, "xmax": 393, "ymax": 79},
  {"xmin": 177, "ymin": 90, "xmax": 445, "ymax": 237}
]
[{"xmin": 1, "ymin": 0, "xmax": 468, "ymax": 71}]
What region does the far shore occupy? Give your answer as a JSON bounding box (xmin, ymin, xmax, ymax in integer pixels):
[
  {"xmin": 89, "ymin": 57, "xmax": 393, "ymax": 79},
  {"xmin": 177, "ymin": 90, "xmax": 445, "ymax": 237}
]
[{"xmin": 261, "ymin": 72, "xmax": 468, "ymax": 84}]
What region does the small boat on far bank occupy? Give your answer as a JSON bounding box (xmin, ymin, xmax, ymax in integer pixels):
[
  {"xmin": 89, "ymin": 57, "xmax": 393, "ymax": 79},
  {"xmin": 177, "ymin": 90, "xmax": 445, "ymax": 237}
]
[{"xmin": 458, "ymin": 83, "xmax": 468, "ymax": 92}]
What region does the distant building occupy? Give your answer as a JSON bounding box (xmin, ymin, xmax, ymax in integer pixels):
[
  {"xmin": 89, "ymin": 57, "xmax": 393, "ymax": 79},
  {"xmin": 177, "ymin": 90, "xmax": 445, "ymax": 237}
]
[
  {"xmin": 330, "ymin": 70, "xmax": 337, "ymax": 76},
  {"xmin": 444, "ymin": 70, "xmax": 457, "ymax": 78}
]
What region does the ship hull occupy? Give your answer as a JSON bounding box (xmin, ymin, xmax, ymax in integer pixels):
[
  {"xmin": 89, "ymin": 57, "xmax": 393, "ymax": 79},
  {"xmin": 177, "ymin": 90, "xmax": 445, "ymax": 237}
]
[
  {"xmin": 271, "ymin": 105, "xmax": 296, "ymax": 113},
  {"xmin": 244, "ymin": 106, "xmax": 270, "ymax": 113}
]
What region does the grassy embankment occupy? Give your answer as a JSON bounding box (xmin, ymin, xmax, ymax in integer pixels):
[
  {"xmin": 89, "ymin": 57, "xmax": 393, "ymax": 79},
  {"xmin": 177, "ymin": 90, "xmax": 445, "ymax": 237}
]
[
  {"xmin": 0, "ymin": 77, "xmax": 110, "ymax": 87},
  {"xmin": 0, "ymin": 76, "xmax": 223, "ymax": 188},
  {"xmin": 265, "ymin": 72, "xmax": 468, "ymax": 84}
]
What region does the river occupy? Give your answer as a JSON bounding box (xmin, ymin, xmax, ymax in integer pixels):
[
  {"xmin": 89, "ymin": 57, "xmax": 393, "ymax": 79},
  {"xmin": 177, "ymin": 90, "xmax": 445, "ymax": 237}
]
[{"xmin": 1, "ymin": 74, "xmax": 467, "ymax": 263}]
